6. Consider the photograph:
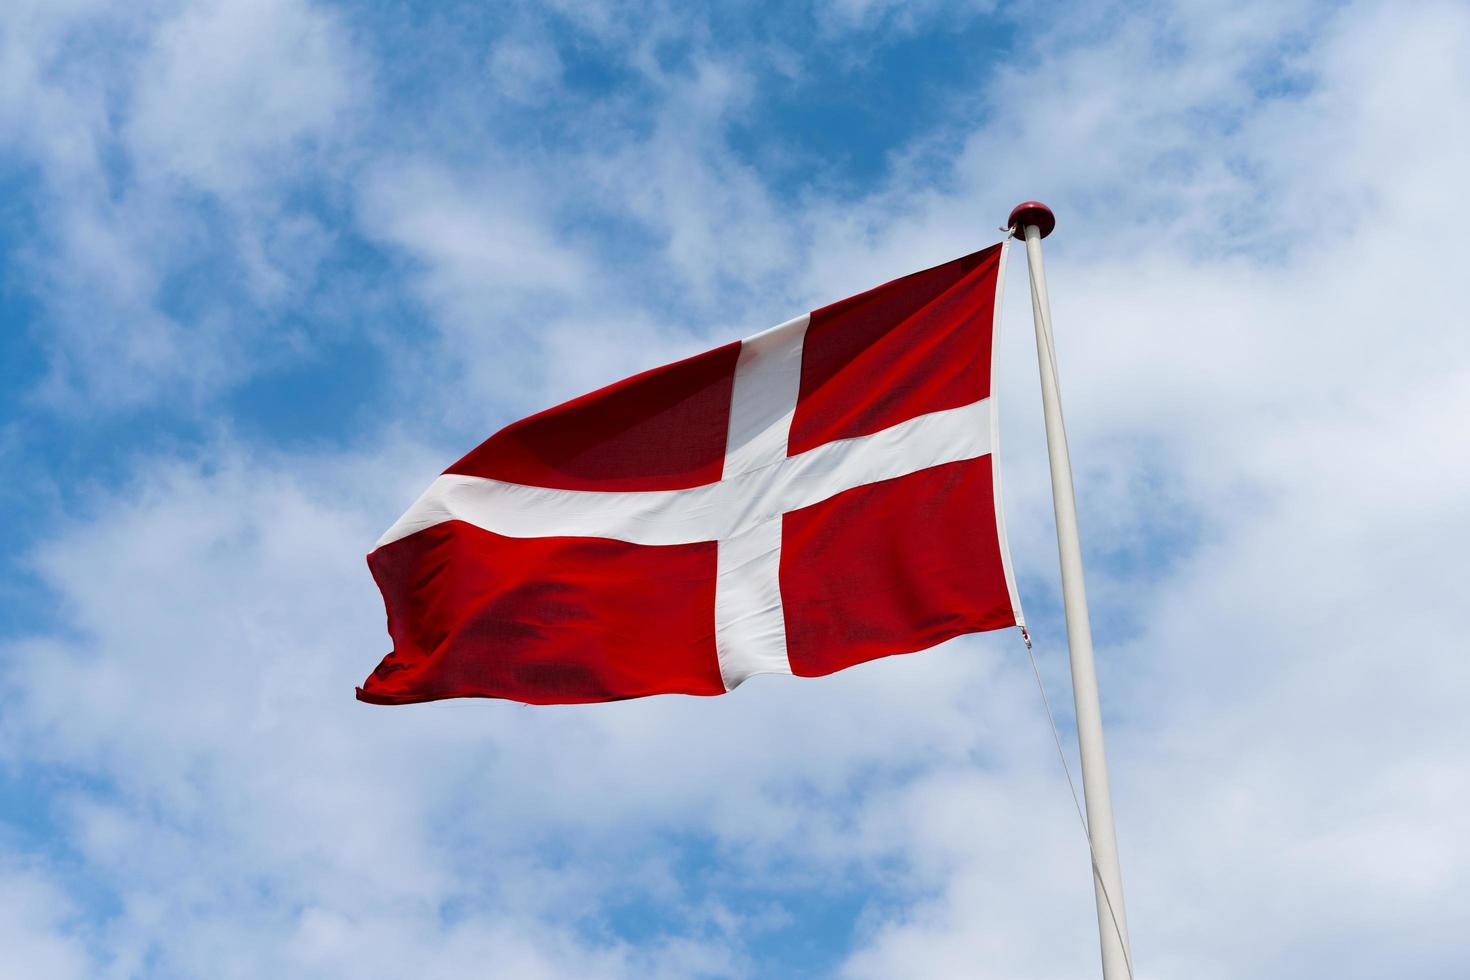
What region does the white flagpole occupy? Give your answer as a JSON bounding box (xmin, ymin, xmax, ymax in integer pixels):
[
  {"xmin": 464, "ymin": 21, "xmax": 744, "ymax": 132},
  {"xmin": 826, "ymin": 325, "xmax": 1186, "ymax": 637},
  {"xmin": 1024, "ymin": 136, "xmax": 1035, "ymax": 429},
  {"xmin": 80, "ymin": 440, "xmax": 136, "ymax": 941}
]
[{"xmin": 1010, "ymin": 202, "xmax": 1133, "ymax": 980}]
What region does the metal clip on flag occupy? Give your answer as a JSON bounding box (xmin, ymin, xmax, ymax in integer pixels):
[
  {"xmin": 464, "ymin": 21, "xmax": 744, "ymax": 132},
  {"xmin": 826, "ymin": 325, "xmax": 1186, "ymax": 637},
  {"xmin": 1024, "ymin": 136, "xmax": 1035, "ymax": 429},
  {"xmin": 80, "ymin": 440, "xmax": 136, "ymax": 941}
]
[{"xmin": 1011, "ymin": 201, "xmax": 1133, "ymax": 980}]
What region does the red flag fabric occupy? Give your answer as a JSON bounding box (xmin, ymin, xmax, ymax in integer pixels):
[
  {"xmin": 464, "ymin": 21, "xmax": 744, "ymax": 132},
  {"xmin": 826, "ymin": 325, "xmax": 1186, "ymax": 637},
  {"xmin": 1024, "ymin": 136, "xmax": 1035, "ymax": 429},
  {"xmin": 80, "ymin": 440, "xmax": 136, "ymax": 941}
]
[{"xmin": 359, "ymin": 242, "xmax": 1024, "ymax": 705}]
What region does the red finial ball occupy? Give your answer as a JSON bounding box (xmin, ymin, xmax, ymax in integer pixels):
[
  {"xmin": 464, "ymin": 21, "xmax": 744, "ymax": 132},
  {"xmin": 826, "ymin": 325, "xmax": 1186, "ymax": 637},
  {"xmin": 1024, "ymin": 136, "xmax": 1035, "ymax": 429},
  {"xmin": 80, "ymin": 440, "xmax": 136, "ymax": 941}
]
[{"xmin": 1008, "ymin": 201, "xmax": 1055, "ymax": 238}]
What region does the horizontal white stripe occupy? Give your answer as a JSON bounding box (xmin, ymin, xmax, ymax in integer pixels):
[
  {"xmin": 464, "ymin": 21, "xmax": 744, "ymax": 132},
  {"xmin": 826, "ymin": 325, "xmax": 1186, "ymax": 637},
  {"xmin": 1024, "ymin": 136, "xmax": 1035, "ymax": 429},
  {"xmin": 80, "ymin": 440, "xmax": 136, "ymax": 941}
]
[{"xmin": 375, "ymin": 397, "xmax": 994, "ymax": 550}]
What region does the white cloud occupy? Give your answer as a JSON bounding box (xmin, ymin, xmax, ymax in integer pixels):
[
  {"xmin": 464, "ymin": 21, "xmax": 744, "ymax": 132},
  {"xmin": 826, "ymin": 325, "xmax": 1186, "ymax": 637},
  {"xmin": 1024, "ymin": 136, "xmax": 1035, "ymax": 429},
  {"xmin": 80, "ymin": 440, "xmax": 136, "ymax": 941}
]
[
  {"xmin": 0, "ymin": 866, "xmax": 93, "ymax": 980},
  {"xmin": 125, "ymin": 0, "xmax": 358, "ymax": 197},
  {"xmin": 0, "ymin": 0, "xmax": 360, "ymax": 408}
]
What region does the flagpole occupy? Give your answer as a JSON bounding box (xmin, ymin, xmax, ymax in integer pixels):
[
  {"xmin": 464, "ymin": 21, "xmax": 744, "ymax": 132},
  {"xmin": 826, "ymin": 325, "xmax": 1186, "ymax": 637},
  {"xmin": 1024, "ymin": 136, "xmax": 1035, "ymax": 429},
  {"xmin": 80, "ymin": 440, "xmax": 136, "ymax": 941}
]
[{"xmin": 1010, "ymin": 202, "xmax": 1133, "ymax": 980}]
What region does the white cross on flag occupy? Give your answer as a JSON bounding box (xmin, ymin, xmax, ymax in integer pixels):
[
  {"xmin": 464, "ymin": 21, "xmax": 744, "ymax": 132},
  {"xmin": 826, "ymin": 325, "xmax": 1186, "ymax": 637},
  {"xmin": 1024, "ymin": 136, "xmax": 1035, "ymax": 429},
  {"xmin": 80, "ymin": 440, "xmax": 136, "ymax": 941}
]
[{"xmin": 359, "ymin": 241, "xmax": 1025, "ymax": 705}]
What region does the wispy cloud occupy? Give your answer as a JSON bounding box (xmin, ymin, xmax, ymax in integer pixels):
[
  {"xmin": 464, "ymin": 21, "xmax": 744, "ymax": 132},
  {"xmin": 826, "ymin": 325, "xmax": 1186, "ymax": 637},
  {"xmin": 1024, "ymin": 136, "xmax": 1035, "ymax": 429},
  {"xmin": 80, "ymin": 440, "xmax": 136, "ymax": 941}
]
[{"xmin": 0, "ymin": 0, "xmax": 362, "ymax": 409}]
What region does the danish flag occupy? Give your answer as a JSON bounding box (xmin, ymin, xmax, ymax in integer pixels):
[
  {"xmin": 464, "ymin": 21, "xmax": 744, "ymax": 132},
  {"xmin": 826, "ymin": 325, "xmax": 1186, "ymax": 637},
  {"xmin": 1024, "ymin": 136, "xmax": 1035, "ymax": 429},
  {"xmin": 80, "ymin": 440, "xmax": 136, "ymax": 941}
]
[{"xmin": 359, "ymin": 241, "xmax": 1025, "ymax": 705}]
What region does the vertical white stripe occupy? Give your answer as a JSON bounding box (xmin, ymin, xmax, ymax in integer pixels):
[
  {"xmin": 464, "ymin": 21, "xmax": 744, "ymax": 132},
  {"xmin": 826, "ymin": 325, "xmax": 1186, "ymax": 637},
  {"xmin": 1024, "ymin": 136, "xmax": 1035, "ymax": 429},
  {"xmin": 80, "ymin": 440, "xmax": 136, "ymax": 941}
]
[
  {"xmin": 714, "ymin": 518, "xmax": 789, "ymax": 688},
  {"xmin": 722, "ymin": 315, "xmax": 809, "ymax": 477},
  {"xmin": 714, "ymin": 313, "xmax": 808, "ymax": 688}
]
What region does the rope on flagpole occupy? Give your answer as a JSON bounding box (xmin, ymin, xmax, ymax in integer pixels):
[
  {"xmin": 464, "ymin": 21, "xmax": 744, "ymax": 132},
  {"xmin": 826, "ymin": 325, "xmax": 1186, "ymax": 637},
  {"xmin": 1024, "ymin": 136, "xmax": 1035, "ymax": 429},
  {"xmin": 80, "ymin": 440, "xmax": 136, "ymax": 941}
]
[{"xmin": 1021, "ymin": 627, "xmax": 1136, "ymax": 980}]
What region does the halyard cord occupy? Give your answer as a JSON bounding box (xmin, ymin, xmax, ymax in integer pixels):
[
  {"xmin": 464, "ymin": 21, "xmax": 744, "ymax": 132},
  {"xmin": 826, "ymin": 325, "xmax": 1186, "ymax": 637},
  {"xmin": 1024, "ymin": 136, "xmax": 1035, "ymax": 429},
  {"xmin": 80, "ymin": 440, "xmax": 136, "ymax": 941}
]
[{"xmin": 1021, "ymin": 626, "xmax": 1136, "ymax": 980}]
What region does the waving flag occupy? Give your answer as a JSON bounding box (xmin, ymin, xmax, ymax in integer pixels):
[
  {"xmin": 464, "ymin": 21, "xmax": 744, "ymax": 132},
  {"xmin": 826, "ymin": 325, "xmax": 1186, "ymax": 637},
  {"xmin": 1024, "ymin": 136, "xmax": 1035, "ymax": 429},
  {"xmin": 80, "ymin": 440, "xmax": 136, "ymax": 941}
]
[{"xmin": 359, "ymin": 241, "xmax": 1024, "ymax": 705}]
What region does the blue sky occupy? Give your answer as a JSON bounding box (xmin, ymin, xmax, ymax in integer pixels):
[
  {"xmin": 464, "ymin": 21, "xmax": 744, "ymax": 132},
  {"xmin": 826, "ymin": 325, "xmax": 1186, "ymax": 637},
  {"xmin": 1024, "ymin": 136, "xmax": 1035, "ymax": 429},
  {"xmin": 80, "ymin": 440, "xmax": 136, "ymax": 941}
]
[{"xmin": 2, "ymin": 1, "xmax": 1468, "ymax": 977}]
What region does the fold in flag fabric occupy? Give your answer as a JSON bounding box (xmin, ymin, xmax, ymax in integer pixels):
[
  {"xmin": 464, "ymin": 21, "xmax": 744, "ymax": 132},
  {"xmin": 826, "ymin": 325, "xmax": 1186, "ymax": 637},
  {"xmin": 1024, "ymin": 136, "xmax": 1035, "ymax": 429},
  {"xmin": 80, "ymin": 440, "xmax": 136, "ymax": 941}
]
[{"xmin": 359, "ymin": 241, "xmax": 1025, "ymax": 706}]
